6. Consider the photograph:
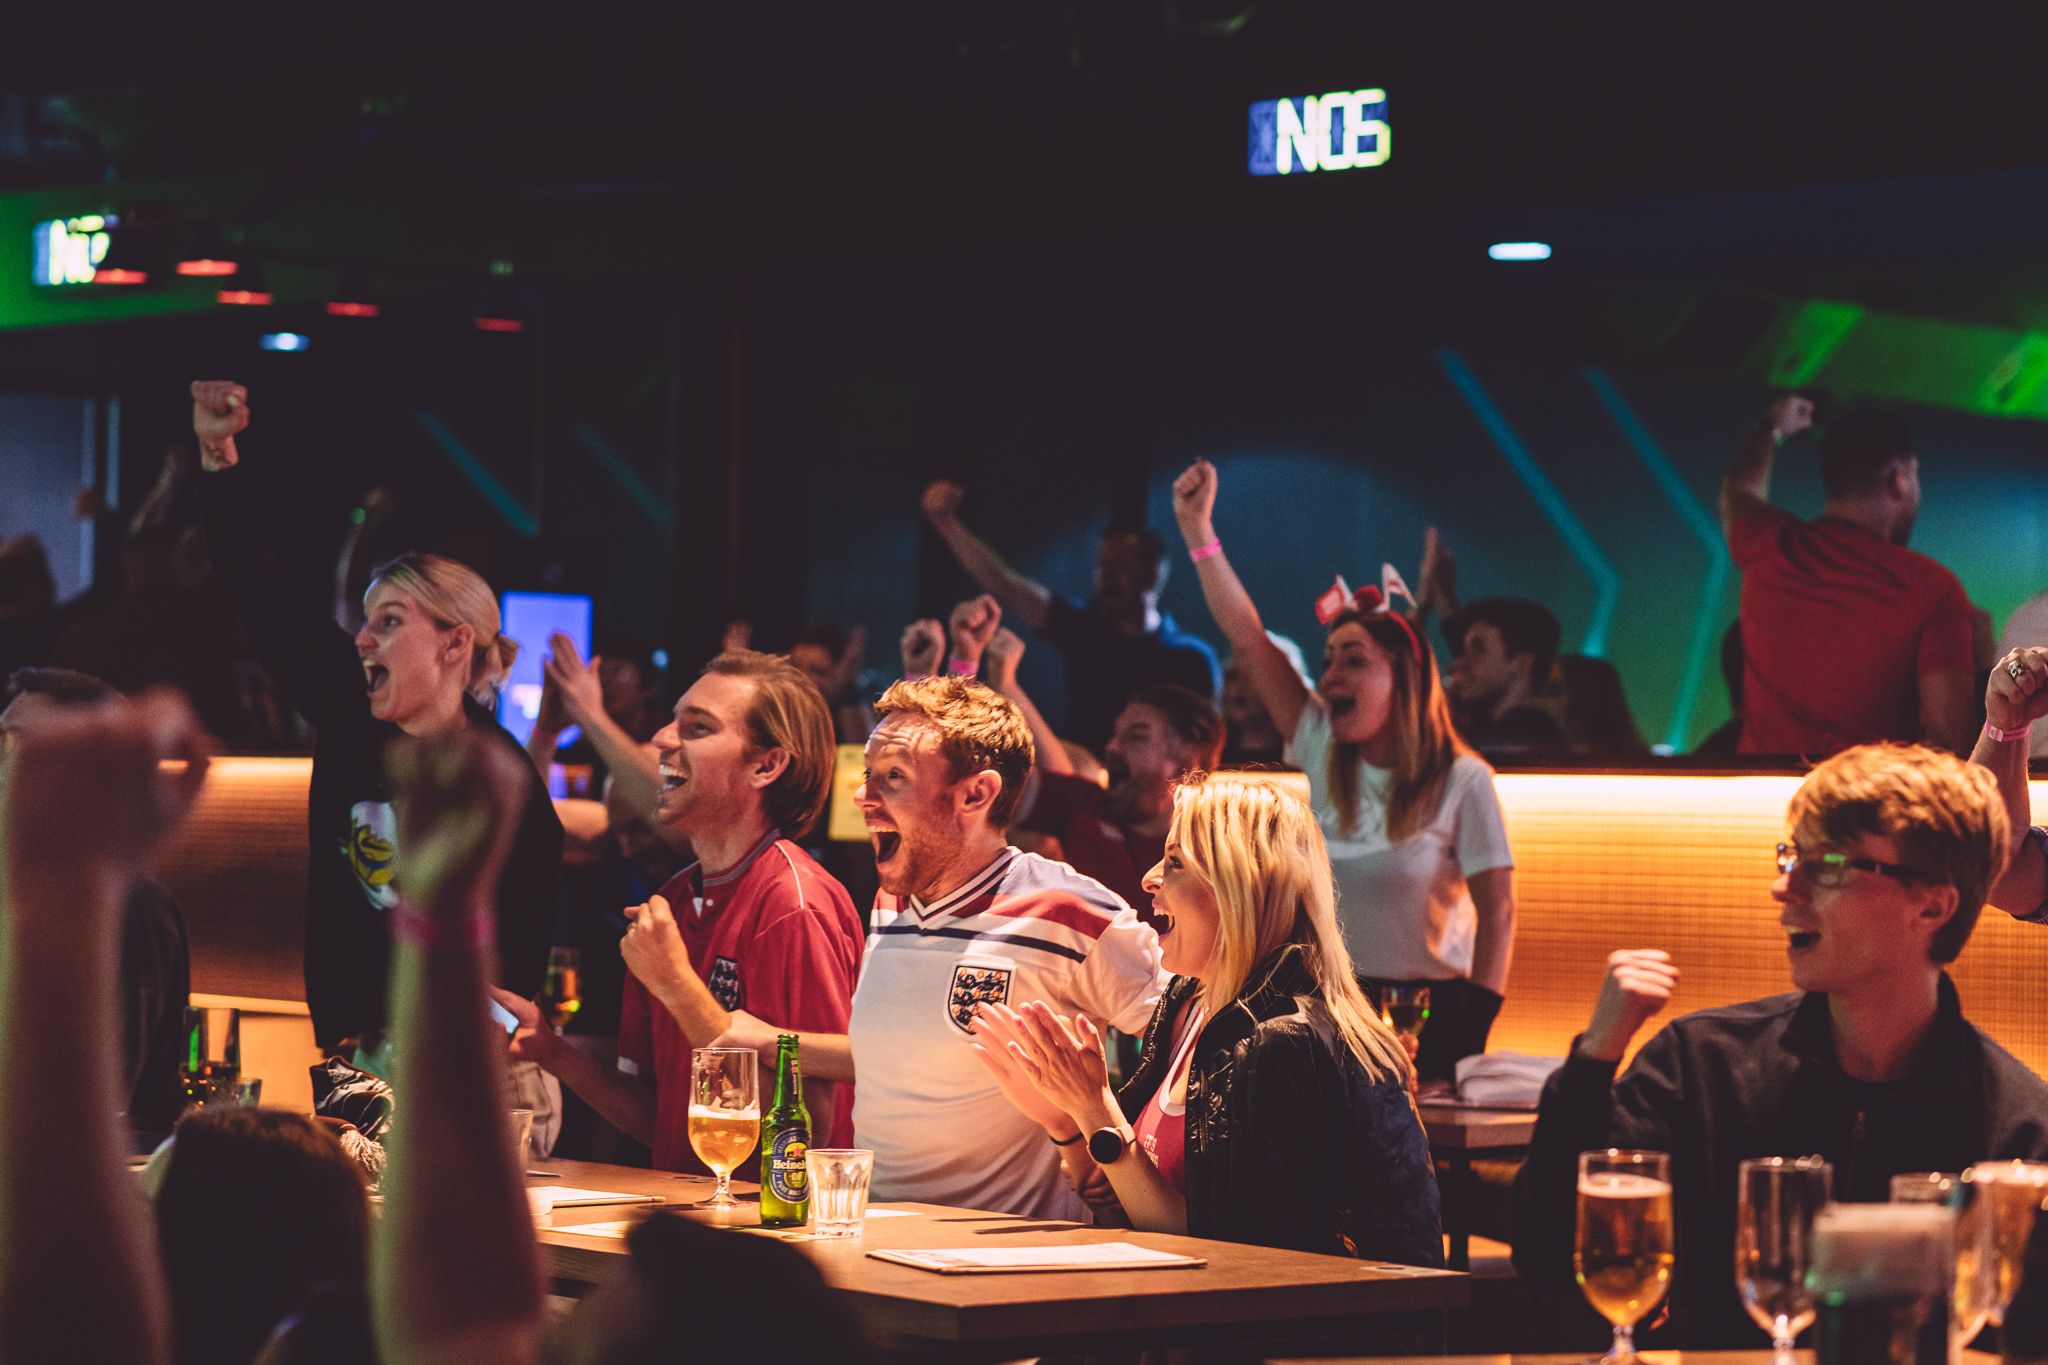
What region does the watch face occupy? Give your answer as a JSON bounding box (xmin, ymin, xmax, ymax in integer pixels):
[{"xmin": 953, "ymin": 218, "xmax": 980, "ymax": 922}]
[{"xmin": 1087, "ymin": 1127, "xmax": 1127, "ymax": 1165}]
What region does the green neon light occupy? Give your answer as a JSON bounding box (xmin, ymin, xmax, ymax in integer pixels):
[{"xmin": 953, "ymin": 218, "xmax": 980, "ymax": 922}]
[
  {"xmin": 1761, "ymin": 301, "xmax": 1865, "ymax": 387},
  {"xmin": 1977, "ymin": 334, "xmax": 2048, "ymax": 415},
  {"xmin": 569, "ymin": 422, "xmax": 669, "ymax": 530}
]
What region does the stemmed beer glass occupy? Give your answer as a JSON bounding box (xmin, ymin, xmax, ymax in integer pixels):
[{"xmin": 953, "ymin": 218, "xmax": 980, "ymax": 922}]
[
  {"xmin": 1967, "ymin": 1160, "xmax": 2048, "ymax": 1333},
  {"xmin": 1576, "ymin": 1149, "xmax": 1675, "ymax": 1363},
  {"xmin": 687, "ymin": 1048, "xmax": 759, "ymax": 1209},
  {"xmin": 1736, "ymin": 1156, "xmax": 1831, "ymax": 1362}
]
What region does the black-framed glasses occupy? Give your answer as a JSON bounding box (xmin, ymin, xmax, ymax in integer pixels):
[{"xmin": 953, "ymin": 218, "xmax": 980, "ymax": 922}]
[{"xmin": 1774, "ymin": 841, "xmax": 1934, "ymax": 888}]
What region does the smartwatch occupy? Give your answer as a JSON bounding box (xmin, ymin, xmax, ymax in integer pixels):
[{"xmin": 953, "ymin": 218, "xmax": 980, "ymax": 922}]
[{"xmin": 1087, "ymin": 1126, "xmax": 1131, "ymax": 1165}]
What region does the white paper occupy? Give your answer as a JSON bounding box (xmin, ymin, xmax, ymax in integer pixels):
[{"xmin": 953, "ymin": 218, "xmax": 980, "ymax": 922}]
[
  {"xmin": 553, "ymin": 1219, "xmax": 641, "ymax": 1239},
  {"xmin": 878, "ymin": 1241, "xmax": 1199, "ymax": 1270},
  {"xmin": 528, "ymin": 1185, "xmax": 663, "ymax": 1208}
]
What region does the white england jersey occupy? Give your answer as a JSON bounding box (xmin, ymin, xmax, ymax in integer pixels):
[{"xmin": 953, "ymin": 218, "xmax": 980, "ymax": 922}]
[{"xmin": 849, "ymin": 848, "xmax": 1166, "ymax": 1220}]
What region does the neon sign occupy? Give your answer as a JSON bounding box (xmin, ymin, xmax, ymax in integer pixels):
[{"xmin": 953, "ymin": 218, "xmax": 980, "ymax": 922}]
[
  {"xmin": 31, "ymin": 214, "xmax": 120, "ymax": 286},
  {"xmin": 1247, "ymin": 89, "xmax": 1389, "ymax": 177}
]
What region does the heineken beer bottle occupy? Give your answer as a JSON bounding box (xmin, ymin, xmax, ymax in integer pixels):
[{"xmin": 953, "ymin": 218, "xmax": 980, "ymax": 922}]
[{"xmin": 759, "ymin": 1034, "xmax": 811, "ymax": 1227}]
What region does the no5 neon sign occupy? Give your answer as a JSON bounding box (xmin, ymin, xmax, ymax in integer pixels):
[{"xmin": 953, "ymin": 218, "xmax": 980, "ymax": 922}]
[{"xmin": 1247, "ymin": 89, "xmax": 1389, "ymax": 176}]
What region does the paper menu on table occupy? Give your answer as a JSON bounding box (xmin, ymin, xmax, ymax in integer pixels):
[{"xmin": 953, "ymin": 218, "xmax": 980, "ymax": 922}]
[
  {"xmin": 528, "ymin": 1186, "xmax": 663, "ymax": 1208},
  {"xmin": 868, "ymin": 1242, "xmax": 1205, "ymax": 1274}
]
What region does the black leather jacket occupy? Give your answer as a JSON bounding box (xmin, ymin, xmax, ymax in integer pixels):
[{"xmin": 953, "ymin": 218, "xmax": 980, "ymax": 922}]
[{"xmin": 1117, "ymin": 945, "xmax": 1444, "ymax": 1265}]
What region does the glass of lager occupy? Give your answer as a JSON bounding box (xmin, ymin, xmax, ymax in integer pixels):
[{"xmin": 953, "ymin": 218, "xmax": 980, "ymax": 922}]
[
  {"xmin": 1966, "ymin": 1160, "xmax": 2048, "ymax": 1329},
  {"xmin": 1736, "ymin": 1156, "xmax": 1831, "ymax": 1362},
  {"xmin": 687, "ymin": 1048, "xmax": 759, "ymax": 1209},
  {"xmin": 1576, "ymin": 1148, "xmax": 1675, "ymax": 1363}
]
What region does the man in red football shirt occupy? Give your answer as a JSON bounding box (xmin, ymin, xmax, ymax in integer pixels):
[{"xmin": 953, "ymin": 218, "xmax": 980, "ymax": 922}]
[
  {"xmin": 494, "ymin": 651, "xmax": 864, "ymax": 1171},
  {"xmin": 1721, "ymin": 396, "xmax": 1976, "ymax": 757}
]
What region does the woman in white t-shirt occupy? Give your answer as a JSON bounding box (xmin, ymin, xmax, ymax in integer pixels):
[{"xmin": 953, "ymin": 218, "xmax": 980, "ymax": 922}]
[{"xmin": 1167, "ymin": 460, "xmax": 1518, "ymax": 1085}]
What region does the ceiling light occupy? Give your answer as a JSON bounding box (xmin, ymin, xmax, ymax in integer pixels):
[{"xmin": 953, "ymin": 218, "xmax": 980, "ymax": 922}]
[{"xmin": 1488, "ymin": 242, "xmax": 1553, "ymax": 261}]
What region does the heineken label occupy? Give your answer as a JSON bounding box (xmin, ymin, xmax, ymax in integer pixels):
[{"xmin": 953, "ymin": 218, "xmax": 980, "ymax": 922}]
[{"xmin": 767, "ymin": 1127, "xmax": 810, "ymax": 1204}]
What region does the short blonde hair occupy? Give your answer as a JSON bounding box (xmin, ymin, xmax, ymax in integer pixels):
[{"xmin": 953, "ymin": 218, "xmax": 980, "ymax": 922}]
[
  {"xmin": 1787, "ymin": 742, "xmax": 2010, "ymax": 964},
  {"xmin": 872, "ymin": 675, "xmax": 1034, "ymax": 828},
  {"xmin": 1167, "ymin": 771, "xmax": 1410, "ymax": 1086},
  {"xmin": 702, "ymin": 650, "xmax": 835, "ymax": 838},
  {"xmin": 368, "ymin": 554, "xmax": 516, "ymax": 705}
]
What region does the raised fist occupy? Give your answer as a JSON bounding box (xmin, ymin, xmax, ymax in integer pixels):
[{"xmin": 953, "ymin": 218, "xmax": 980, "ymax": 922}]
[
  {"xmin": 1987, "ymin": 647, "xmax": 2048, "ymax": 732},
  {"xmin": 900, "ymin": 618, "xmax": 945, "ymax": 677},
  {"xmin": 984, "ymin": 627, "xmax": 1025, "ymax": 690},
  {"xmin": 1767, "ymin": 395, "xmax": 1815, "ymax": 442},
  {"xmin": 921, "ymin": 480, "xmax": 964, "ymax": 523},
  {"xmin": 387, "ymin": 729, "xmax": 526, "ymax": 915},
  {"xmin": 1578, "ymin": 949, "xmax": 1679, "ymax": 1063},
  {"xmin": 191, "ymin": 381, "xmax": 250, "ymax": 472},
  {"xmin": 949, "ymin": 595, "xmax": 1001, "ymax": 662},
  {"xmin": 1172, "ymin": 461, "xmax": 1218, "ymax": 543}
]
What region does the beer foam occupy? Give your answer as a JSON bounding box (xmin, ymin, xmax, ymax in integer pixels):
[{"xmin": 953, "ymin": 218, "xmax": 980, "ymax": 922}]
[
  {"xmin": 1807, "ymin": 1203, "xmax": 1955, "ymax": 1299},
  {"xmin": 1577, "ymin": 1172, "xmax": 1674, "ymax": 1198}
]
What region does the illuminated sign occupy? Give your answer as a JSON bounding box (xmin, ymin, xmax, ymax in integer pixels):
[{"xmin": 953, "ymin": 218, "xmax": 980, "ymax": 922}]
[
  {"xmin": 1247, "ymin": 89, "xmax": 1389, "ymax": 176},
  {"xmin": 31, "ymin": 213, "xmax": 119, "ymax": 285}
]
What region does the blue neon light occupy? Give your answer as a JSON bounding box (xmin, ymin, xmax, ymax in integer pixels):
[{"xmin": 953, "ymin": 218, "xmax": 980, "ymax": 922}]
[
  {"xmin": 1248, "ymin": 89, "xmax": 1389, "ymax": 176},
  {"xmin": 1436, "ymin": 349, "xmax": 1620, "ymax": 656},
  {"xmin": 258, "ymin": 332, "xmax": 308, "ymax": 352}
]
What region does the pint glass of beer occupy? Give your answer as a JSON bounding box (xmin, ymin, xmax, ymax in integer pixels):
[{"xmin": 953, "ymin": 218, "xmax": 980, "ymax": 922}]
[
  {"xmin": 687, "ymin": 1047, "xmax": 759, "ymax": 1209},
  {"xmin": 1576, "ymin": 1149, "xmax": 1675, "ymax": 1363},
  {"xmin": 1967, "ymin": 1160, "xmax": 2048, "ymax": 1329}
]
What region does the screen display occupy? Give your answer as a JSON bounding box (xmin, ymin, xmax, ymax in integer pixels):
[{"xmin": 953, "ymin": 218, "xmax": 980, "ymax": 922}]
[{"xmin": 497, "ymin": 591, "xmax": 594, "ymax": 746}]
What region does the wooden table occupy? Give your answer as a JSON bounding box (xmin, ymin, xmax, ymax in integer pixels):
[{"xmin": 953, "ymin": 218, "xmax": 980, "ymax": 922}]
[
  {"xmin": 1419, "ymin": 1102, "xmax": 1538, "ymax": 1271},
  {"xmin": 531, "ymin": 1158, "xmax": 1465, "ymax": 1361}
]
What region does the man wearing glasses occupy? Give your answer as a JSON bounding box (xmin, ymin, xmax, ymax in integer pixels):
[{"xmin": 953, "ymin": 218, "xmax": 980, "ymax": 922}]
[{"xmin": 1511, "ymin": 742, "xmax": 2048, "ymax": 1348}]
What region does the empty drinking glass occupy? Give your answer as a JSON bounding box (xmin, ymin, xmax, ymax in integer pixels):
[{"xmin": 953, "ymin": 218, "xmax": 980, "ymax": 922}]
[
  {"xmin": 805, "ymin": 1148, "xmax": 874, "ymax": 1238},
  {"xmin": 1736, "ymin": 1156, "xmax": 1831, "ymax": 1361}
]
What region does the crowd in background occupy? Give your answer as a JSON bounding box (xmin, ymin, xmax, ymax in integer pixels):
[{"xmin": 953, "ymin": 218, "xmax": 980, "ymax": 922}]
[{"xmin": 5, "ymin": 376, "xmax": 2048, "ymax": 1363}]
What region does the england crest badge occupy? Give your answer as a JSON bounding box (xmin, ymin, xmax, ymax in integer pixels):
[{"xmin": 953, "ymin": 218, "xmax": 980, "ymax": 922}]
[{"xmin": 947, "ymin": 964, "xmax": 1013, "ymax": 1033}]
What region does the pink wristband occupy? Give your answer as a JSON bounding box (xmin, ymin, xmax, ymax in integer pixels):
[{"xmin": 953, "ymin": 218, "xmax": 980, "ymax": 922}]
[
  {"xmin": 1986, "ymin": 720, "xmax": 2033, "ymax": 743},
  {"xmin": 389, "ymin": 902, "xmax": 493, "ymax": 952},
  {"xmin": 947, "ymin": 657, "xmax": 979, "ymax": 675},
  {"xmin": 1188, "ymin": 538, "xmax": 1222, "ymax": 563}
]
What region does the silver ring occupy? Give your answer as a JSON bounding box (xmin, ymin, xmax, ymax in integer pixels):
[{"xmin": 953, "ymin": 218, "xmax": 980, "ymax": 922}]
[{"xmin": 2010, "ymin": 659, "xmax": 2027, "ymax": 681}]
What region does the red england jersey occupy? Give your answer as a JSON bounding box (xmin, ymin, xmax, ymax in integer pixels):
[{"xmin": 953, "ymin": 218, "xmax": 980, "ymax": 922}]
[{"xmin": 618, "ymin": 831, "xmax": 864, "ymax": 1173}]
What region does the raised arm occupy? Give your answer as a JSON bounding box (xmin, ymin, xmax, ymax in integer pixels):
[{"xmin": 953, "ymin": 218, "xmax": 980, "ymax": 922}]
[
  {"xmin": 921, "ymin": 481, "xmax": 1054, "ymax": 631},
  {"xmin": 1978, "ymin": 647, "xmax": 2048, "ymax": 916},
  {"xmin": 1719, "ymin": 395, "xmax": 1813, "ymax": 534},
  {"xmin": 544, "ymin": 633, "xmax": 661, "ymax": 822},
  {"xmin": 982, "ymin": 627, "xmax": 1074, "ymax": 778},
  {"xmin": 0, "ymin": 692, "xmax": 210, "ymax": 1365},
  {"xmin": 376, "ymin": 734, "xmax": 546, "ymax": 1365},
  {"xmin": 1171, "ymin": 461, "xmax": 1310, "ymax": 741},
  {"xmin": 191, "ymin": 380, "xmax": 364, "ymax": 729}
]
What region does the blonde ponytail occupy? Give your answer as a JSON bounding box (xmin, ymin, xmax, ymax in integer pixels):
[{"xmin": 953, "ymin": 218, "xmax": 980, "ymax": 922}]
[{"xmin": 367, "ymin": 553, "xmax": 512, "ymax": 704}]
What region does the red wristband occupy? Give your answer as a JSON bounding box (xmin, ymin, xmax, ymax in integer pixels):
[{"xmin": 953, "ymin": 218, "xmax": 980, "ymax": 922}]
[
  {"xmin": 1986, "ymin": 720, "xmax": 2033, "ymax": 743},
  {"xmin": 389, "ymin": 902, "xmax": 493, "ymax": 952},
  {"xmin": 1188, "ymin": 538, "xmax": 1222, "ymax": 562},
  {"xmin": 947, "ymin": 657, "xmax": 979, "ymax": 675}
]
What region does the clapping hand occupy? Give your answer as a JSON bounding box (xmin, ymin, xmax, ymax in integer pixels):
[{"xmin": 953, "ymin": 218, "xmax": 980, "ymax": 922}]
[
  {"xmin": 968, "ymin": 1004, "xmax": 1086, "ymax": 1137},
  {"xmin": 191, "ymin": 381, "xmax": 250, "ymax": 472},
  {"xmin": 971, "ymin": 1001, "xmax": 1120, "ymax": 1133},
  {"xmin": 544, "ymin": 633, "xmax": 607, "ymax": 727}
]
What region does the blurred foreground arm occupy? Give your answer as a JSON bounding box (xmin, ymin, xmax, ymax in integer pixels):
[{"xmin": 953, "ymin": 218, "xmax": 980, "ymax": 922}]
[
  {"xmin": 375, "ymin": 734, "xmax": 545, "ymax": 1365},
  {"xmin": 0, "ymin": 692, "xmax": 210, "ymax": 1365}
]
